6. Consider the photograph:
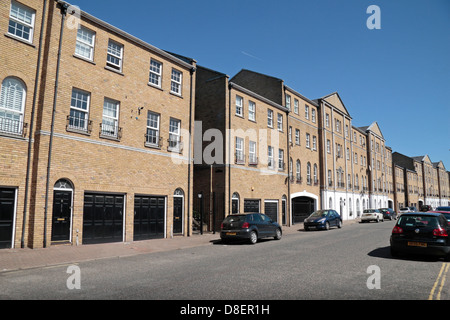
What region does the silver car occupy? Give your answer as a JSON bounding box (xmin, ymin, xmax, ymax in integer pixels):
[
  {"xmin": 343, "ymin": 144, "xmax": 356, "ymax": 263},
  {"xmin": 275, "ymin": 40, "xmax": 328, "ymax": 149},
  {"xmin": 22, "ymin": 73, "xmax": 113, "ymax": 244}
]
[{"xmin": 361, "ymin": 209, "xmax": 384, "ymax": 223}]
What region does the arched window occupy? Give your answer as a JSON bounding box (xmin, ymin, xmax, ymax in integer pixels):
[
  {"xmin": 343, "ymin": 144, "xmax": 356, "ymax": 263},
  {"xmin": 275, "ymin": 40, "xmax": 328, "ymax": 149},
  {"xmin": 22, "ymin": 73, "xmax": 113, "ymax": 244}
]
[
  {"xmin": 307, "ymin": 162, "xmax": 311, "ymax": 184},
  {"xmin": 0, "ymin": 77, "xmax": 26, "ymax": 135},
  {"xmin": 54, "ymin": 179, "xmax": 73, "ymax": 190},
  {"xmin": 174, "ymin": 188, "xmax": 184, "ymax": 196},
  {"xmin": 296, "ymin": 160, "xmax": 301, "ymax": 182},
  {"xmin": 313, "ymin": 164, "xmax": 318, "ymax": 184}
]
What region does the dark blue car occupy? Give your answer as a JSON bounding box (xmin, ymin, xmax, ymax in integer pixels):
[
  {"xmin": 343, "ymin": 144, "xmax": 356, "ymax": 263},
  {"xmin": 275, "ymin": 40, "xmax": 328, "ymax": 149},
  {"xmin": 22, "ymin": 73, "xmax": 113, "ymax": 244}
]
[{"xmin": 304, "ymin": 209, "xmax": 342, "ymax": 231}]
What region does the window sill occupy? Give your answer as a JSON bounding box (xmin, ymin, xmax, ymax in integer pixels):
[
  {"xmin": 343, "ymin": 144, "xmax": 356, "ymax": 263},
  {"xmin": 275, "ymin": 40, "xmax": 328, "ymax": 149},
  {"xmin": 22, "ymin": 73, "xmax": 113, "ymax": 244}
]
[
  {"xmin": 4, "ymin": 33, "xmax": 35, "ymax": 48},
  {"xmin": 100, "ymin": 134, "xmax": 120, "ymax": 142},
  {"xmin": 169, "ymin": 91, "xmax": 183, "ymax": 99},
  {"xmin": 104, "ymin": 65, "xmax": 124, "ymax": 76},
  {"xmin": 0, "ymin": 131, "xmax": 27, "ymax": 140},
  {"xmin": 73, "ymin": 54, "xmax": 96, "ymax": 65},
  {"xmin": 145, "ymin": 142, "xmax": 161, "ymax": 150},
  {"xmin": 147, "ymin": 82, "xmax": 164, "ymax": 91},
  {"xmin": 66, "ymin": 127, "xmax": 91, "ymax": 136}
]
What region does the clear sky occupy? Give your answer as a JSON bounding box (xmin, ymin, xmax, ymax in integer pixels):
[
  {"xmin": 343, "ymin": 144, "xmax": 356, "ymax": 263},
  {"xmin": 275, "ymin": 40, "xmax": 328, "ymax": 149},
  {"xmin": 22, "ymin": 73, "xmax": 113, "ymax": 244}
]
[{"xmin": 70, "ymin": 0, "xmax": 450, "ymax": 169}]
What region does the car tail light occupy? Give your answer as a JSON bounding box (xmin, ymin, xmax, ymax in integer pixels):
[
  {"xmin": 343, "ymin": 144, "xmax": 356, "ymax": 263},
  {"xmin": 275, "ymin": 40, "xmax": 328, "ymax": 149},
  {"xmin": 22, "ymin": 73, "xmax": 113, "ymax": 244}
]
[
  {"xmin": 392, "ymin": 226, "xmax": 403, "ymax": 234},
  {"xmin": 242, "ymin": 222, "xmax": 249, "ymax": 229},
  {"xmin": 433, "ymin": 227, "xmax": 448, "ymax": 237},
  {"xmin": 220, "ymin": 222, "xmax": 223, "ymax": 229}
]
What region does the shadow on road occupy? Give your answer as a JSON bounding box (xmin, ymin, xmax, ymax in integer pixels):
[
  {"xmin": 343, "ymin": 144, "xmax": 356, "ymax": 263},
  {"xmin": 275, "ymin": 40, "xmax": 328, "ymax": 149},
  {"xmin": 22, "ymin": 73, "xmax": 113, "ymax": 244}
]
[{"xmin": 368, "ymin": 246, "xmax": 443, "ymax": 262}]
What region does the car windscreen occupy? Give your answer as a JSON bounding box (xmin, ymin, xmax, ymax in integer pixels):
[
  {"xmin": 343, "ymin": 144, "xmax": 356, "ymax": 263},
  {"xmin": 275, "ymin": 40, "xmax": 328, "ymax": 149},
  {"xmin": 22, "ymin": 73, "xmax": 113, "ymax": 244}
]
[
  {"xmin": 398, "ymin": 215, "xmax": 439, "ymax": 228},
  {"xmin": 310, "ymin": 210, "xmax": 327, "ymax": 217},
  {"xmin": 437, "ymin": 207, "xmax": 450, "ymax": 212}
]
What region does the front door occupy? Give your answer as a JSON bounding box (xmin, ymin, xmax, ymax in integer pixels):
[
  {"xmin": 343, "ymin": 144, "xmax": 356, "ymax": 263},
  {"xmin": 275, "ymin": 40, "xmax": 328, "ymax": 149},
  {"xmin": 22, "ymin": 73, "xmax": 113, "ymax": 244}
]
[
  {"xmin": 173, "ymin": 196, "xmax": 183, "ymax": 234},
  {"xmin": 51, "ymin": 190, "xmax": 72, "ymax": 242},
  {"xmin": 0, "ymin": 188, "xmax": 15, "ymax": 249}
]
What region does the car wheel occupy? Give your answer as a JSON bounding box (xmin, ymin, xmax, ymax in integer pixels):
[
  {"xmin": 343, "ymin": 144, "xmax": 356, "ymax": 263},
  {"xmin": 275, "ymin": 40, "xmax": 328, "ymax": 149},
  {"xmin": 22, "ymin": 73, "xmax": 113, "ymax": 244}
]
[
  {"xmin": 376, "ymin": 217, "xmax": 379, "ymax": 223},
  {"xmin": 274, "ymin": 228, "xmax": 282, "ymax": 240},
  {"xmin": 337, "ymin": 220, "xmax": 342, "ymax": 228},
  {"xmin": 325, "ymin": 221, "xmax": 330, "ymax": 230},
  {"xmin": 249, "ymin": 231, "xmax": 258, "ymax": 244}
]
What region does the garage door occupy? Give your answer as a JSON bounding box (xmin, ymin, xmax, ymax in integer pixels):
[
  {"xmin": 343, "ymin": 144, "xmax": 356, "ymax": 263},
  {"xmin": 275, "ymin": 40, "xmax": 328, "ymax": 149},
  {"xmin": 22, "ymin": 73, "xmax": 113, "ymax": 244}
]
[
  {"xmin": 244, "ymin": 199, "xmax": 260, "ymax": 213},
  {"xmin": 264, "ymin": 200, "xmax": 278, "ymax": 223},
  {"xmin": 83, "ymin": 194, "xmax": 124, "ymax": 244},
  {"xmin": 134, "ymin": 196, "xmax": 165, "ymax": 240},
  {"xmin": 0, "ymin": 188, "xmax": 15, "ymax": 249}
]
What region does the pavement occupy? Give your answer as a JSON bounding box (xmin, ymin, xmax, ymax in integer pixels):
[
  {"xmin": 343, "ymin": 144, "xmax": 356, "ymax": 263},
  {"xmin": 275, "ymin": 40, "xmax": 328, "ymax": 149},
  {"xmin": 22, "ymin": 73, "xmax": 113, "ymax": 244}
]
[{"xmin": 0, "ymin": 219, "xmax": 360, "ymax": 273}]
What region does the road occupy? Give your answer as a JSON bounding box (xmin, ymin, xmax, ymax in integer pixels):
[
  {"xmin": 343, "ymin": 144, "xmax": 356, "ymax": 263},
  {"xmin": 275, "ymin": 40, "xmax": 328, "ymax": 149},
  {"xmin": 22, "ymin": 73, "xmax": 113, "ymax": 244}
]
[{"xmin": 0, "ymin": 219, "xmax": 448, "ymax": 302}]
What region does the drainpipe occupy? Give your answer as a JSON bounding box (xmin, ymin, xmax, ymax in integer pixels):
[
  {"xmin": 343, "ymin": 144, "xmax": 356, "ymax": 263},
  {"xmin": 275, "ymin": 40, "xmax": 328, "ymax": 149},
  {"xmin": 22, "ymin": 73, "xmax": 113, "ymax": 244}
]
[
  {"xmin": 43, "ymin": 2, "xmax": 68, "ymax": 248},
  {"xmin": 187, "ymin": 66, "xmax": 195, "ymax": 237},
  {"xmin": 21, "ymin": 0, "xmax": 48, "ymax": 248}
]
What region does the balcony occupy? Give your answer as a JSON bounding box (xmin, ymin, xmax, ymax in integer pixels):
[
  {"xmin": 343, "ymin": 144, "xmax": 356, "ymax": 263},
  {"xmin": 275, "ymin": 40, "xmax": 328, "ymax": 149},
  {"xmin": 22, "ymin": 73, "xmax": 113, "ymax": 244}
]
[
  {"xmin": 168, "ymin": 135, "xmax": 183, "ymax": 153},
  {"xmin": 66, "ymin": 115, "xmax": 92, "ymax": 135},
  {"xmin": 0, "ymin": 117, "xmax": 27, "ymax": 138},
  {"xmin": 145, "ymin": 133, "xmax": 162, "ymax": 149},
  {"xmin": 248, "ymin": 154, "xmax": 258, "ymax": 166},
  {"xmin": 100, "ymin": 122, "xmax": 122, "ymax": 141}
]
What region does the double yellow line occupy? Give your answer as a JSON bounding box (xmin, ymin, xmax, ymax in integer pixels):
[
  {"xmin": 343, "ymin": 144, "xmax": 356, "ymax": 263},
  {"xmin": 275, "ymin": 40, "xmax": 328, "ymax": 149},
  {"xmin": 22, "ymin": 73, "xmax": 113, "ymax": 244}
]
[{"xmin": 429, "ymin": 263, "xmax": 450, "ymax": 300}]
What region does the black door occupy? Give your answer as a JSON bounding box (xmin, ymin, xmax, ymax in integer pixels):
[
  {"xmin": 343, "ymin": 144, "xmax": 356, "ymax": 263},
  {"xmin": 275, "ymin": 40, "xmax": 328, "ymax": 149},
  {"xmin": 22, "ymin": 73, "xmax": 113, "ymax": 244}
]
[
  {"xmin": 292, "ymin": 197, "xmax": 315, "ymax": 224},
  {"xmin": 173, "ymin": 197, "xmax": 183, "ymax": 234},
  {"xmin": 134, "ymin": 196, "xmax": 165, "ymax": 240},
  {"xmin": 83, "ymin": 194, "xmax": 124, "ymax": 244},
  {"xmin": 264, "ymin": 201, "xmax": 278, "ymax": 223},
  {"xmin": 0, "ymin": 188, "xmax": 15, "ymax": 249},
  {"xmin": 51, "ymin": 190, "xmax": 72, "ymax": 242},
  {"xmin": 244, "ymin": 199, "xmax": 260, "ymax": 213}
]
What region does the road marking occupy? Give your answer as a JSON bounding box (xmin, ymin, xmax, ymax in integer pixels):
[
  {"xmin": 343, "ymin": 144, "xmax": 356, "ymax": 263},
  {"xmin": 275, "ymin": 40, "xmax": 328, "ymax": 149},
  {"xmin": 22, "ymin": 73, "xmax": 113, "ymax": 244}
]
[{"xmin": 429, "ymin": 263, "xmax": 449, "ymax": 300}]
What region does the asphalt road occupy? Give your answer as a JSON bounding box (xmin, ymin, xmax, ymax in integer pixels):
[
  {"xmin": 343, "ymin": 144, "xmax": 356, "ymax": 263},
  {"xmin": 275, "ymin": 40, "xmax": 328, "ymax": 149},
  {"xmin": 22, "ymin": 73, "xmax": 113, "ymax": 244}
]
[{"xmin": 1, "ymin": 219, "xmax": 448, "ymax": 301}]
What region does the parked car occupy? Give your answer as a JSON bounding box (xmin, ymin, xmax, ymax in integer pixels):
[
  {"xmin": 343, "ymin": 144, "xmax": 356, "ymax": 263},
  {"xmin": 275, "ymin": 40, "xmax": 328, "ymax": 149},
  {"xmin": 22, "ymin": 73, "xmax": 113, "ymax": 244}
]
[
  {"xmin": 430, "ymin": 207, "xmax": 450, "ymax": 225},
  {"xmin": 398, "ymin": 207, "xmax": 413, "ymax": 216},
  {"xmin": 361, "ymin": 209, "xmax": 384, "ymax": 223},
  {"xmin": 379, "ymin": 208, "xmax": 397, "ymax": 220},
  {"xmin": 390, "ymin": 212, "xmax": 450, "ymax": 260},
  {"xmin": 220, "ymin": 213, "xmax": 282, "ymax": 244},
  {"xmin": 304, "ymin": 209, "xmax": 342, "ymax": 231},
  {"xmin": 420, "ymin": 205, "xmax": 432, "ymax": 212}
]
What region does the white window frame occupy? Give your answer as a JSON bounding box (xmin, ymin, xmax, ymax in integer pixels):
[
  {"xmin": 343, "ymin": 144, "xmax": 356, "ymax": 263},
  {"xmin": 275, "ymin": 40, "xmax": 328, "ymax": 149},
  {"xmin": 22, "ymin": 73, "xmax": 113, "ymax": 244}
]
[
  {"xmin": 268, "ymin": 146, "xmax": 274, "ymax": 169},
  {"xmin": 278, "ymin": 149, "xmax": 284, "ymax": 171},
  {"xmin": 75, "ymin": 26, "xmax": 95, "ymax": 61},
  {"xmin": 249, "ymin": 140, "xmax": 257, "ymax": 164},
  {"xmin": 285, "ymin": 94, "xmax": 291, "ymax": 111},
  {"xmin": 168, "ymin": 118, "xmax": 181, "ymax": 152},
  {"xmin": 68, "ymin": 88, "xmax": 90, "ymax": 132},
  {"xmin": 171, "ymin": 69, "xmax": 182, "ymax": 96},
  {"xmin": 294, "ymin": 99, "xmax": 299, "ymax": 114},
  {"xmin": 149, "ymin": 59, "xmax": 162, "ymax": 87},
  {"xmin": 145, "ymin": 111, "xmax": 160, "ymax": 147},
  {"xmin": 267, "ymin": 109, "xmax": 273, "ymax": 128},
  {"xmin": 101, "ymin": 98, "xmax": 120, "ymax": 138},
  {"xmin": 305, "ymin": 105, "xmax": 309, "ymax": 119},
  {"xmin": 248, "ymin": 100, "xmax": 255, "ymax": 121},
  {"xmin": 0, "ymin": 77, "xmax": 26, "ymax": 136},
  {"xmin": 295, "ymin": 129, "xmax": 300, "ymax": 145},
  {"xmin": 312, "ymin": 109, "xmax": 316, "ymax": 123},
  {"xmin": 306, "ymin": 133, "xmax": 310, "ymax": 148},
  {"xmin": 106, "ymin": 39, "xmax": 124, "ymax": 72},
  {"xmin": 235, "ymin": 95, "xmax": 243, "ymax": 117},
  {"xmin": 8, "ymin": 0, "xmax": 35, "ymax": 43},
  {"xmin": 312, "ymin": 136, "xmax": 317, "ymax": 151},
  {"xmin": 277, "ymin": 113, "xmax": 283, "ymax": 131},
  {"xmin": 235, "ymin": 137, "xmax": 244, "ymax": 163}
]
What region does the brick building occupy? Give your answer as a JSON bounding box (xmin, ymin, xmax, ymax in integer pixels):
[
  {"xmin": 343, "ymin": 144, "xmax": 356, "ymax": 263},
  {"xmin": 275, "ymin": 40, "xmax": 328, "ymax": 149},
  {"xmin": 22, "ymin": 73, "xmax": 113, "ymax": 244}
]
[
  {"xmin": 193, "ymin": 66, "xmax": 289, "ymax": 230},
  {"xmin": 0, "ymin": 0, "xmax": 196, "ymax": 249}
]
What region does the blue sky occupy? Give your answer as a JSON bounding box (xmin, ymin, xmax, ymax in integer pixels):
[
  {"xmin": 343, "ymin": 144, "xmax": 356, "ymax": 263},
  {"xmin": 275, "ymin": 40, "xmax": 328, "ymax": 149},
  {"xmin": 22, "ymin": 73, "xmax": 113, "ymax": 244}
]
[{"xmin": 71, "ymin": 0, "xmax": 450, "ymax": 168}]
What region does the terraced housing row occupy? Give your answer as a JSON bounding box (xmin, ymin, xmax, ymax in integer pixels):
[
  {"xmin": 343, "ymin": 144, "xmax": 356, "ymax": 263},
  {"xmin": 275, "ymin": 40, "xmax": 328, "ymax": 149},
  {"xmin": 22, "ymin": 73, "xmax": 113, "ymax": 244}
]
[{"xmin": 1, "ymin": 0, "xmax": 448, "ymax": 249}]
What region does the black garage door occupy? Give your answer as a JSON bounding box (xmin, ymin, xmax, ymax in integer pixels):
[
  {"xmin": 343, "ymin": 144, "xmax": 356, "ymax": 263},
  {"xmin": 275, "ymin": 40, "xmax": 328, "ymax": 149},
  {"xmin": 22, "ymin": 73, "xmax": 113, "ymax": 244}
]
[
  {"xmin": 0, "ymin": 188, "xmax": 15, "ymax": 249},
  {"xmin": 244, "ymin": 199, "xmax": 260, "ymax": 213},
  {"xmin": 292, "ymin": 197, "xmax": 315, "ymax": 224},
  {"xmin": 134, "ymin": 196, "xmax": 165, "ymax": 240},
  {"xmin": 264, "ymin": 201, "xmax": 278, "ymax": 223},
  {"xmin": 83, "ymin": 194, "xmax": 124, "ymax": 244}
]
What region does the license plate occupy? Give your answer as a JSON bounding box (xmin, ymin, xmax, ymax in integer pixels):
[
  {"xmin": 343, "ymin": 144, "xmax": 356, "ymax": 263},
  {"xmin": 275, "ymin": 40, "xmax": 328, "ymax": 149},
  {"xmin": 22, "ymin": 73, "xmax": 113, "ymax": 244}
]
[
  {"xmin": 226, "ymin": 232, "xmax": 236, "ymax": 236},
  {"xmin": 408, "ymin": 241, "xmax": 427, "ymax": 247}
]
